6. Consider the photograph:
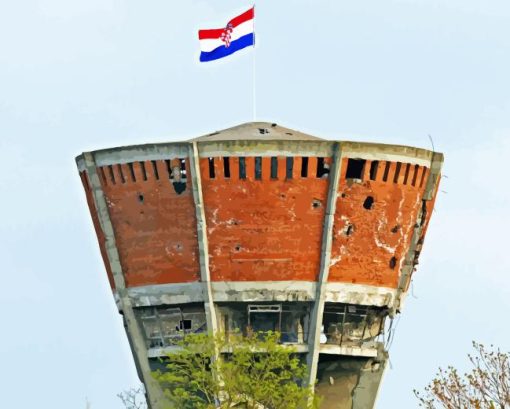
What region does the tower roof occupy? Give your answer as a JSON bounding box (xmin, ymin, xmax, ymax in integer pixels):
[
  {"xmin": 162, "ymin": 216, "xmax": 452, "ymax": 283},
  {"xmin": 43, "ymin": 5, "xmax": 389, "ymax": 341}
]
[{"xmin": 189, "ymin": 122, "xmax": 325, "ymax": 142}]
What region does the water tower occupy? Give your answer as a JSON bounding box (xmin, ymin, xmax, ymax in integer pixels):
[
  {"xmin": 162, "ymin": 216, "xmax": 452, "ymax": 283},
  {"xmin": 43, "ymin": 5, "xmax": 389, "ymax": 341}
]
[{"xmin": 76, "ymin": 122, "xmax": 442, "ymax": 408}]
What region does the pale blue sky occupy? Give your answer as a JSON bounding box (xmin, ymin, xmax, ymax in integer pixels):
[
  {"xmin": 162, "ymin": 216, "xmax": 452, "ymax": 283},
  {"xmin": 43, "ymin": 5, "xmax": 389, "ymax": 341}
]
[{"xmin": 1, "ymin": 1, "xmax": 509, "ymax": 408}]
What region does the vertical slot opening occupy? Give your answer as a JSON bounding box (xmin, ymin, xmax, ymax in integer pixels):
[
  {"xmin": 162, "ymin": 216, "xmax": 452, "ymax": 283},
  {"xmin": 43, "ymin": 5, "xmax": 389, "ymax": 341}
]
[
  {"xmin": 403, "ymin": 163, "xmax": 411, "ymax": 185},
  {"xmin": 99, "ymin": 167, "xmax": 108, "ymax": 185},
  {"xmin": 301, "ymin": 157, "xmax": 309, "ymax": 177},
  {"xmin": 393, "ymin": 162, "xmax": 402, "ymax": 184},
  {"xmin": 382, "ymin": 162, "xmax": 391, "ymax": 182},
  {"xmin": 108, "ymin": 165, "xmax": 116, "ymax": 184},
  {"xmin": 255, "ymin": 157, "xmax": 262, "ymax": 180},
  {"xmin": 270, "ymin": 157, "xmax": 278, "ymax": 179},
  {"xmin": 420, "ymin": 167, "xmax": 427, "ymax": 187},
  {"xmin": 117, "ymin": 164, "xmax": 126, "ymax": 183},
  {"xmin": 345, "ymin": 159, "xmax": 366, "ymax": 179},
  {"xmin": 165, "ymin": 160, "xmax": 173, "ymax": 179},
  {"xmin": 180, "ymin": 159, "xmax": 187, "ymax": 179},
  {"xmin": 151, "ymin": 160, "xmax": 159, "ymax": 180},
  {"xmin": 316, "ymin": 157, "xmax": 329, "ymax": 178},
  {"xmin": 223, "ymin": 157, "xmax": 231, "ymax": 178},
  {"xmin": 369, "ymin": 161, "xmax": 379, "ymax": 181},
  {"xmin": 128, "ymin": 163, "xmax": 136, "ymax": 182},
  {"xmin": 239, "ymin": 157, "xmax": 246, "ymax": 179},
  {"xmin": 139, "ymin": 162, "xmax": 147, "ymax": 181},
  {"xmin": 286, "ymin": 157, "xmax": 293, "ymax": 179},
  {"xmin": 411, "ymin": 165, "xmax": 419, "ymax": 186},
  {"xmin": 208, "ymin": 158, "xmax": 215, "ymax": 179}
]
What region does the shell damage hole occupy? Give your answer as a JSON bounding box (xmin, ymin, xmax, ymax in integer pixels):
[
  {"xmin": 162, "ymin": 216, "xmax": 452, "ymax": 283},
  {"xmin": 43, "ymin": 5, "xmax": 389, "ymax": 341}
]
[
  {"xmin": 138, "ymin": 194, "xmax": 144, "ymax": 203},
  {"xmin": 346, "ymin": 224, "xmax": 354, "ymax": 236},
  {"xmin": 173, "ymin": 182, "xmax": 186, "ymax": 195},
  {"xmin": 234, "ymin": 245, "xmax": 241, "ymax": 251},
  {"xmin": 363, "ymin": 196, "xmax": 374, "ymax": 210},
  {"xmin": 389, "ymin": 257, "xmax": 397, "ymax": 269},
  {"xmin": 391, "ymin": 225, "xmax": 400, "ymax": 233},
  {"xmin": 258, "ymin": 128, "xmax": 269, "ymax": 134},
  {"xmin": 312, "ymin": 199, "xmax": 322, "ymax": 208}
]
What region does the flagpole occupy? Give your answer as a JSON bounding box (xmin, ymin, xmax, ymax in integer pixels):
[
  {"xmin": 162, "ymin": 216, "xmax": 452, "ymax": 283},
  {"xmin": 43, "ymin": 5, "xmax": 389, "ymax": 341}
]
[{"xmin": 252, "ymin": 4, "xmax": 256, "ymax": 122}]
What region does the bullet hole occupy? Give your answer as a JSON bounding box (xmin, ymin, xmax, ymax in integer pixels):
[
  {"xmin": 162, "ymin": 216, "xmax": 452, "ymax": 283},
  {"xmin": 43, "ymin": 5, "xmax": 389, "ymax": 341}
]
[
  {"xmin": 363, "ymin": 196, "xmax": 374, "ymax": 210},
  {"xmin": 389, "ymin": 257, "xmax": 397, "ymax": 269},
  {"xmin": 173, "ymin": 182, "xmax": 186, "ymax": 195},
  {"xmin": 312, "ymin": 199, "xmax": 322, "ymax": 208},
  {"xmin": 280, "ymin": 193, "xmax": 286, "ymax": 199},
  {"xmin": 175, "ymin": 243, "xmax": 183, "ymax": 250},
  {"xmin": 234, "ymin": 245, "xmax": 241, "ymax": 251},
  {"xmin": 346, "ymin": 224, "xmax": 354, "ymax": 236},
  {"xmin": 346, "ymin": 159, "xmax": 366, "ymax": 179},
  {"xmin": 138, "ymin": 194, "xmax": 144, "ymax": 203},
  {"xmin": 341, "ymin": 193, "xmax": 347, "ymax": 198},
  {"xmin": 258, "ymin": 128, "xmax": 269, "ymax": 134},
  {"xmin": 391, "ymin": 225, "xmax": 400, "ymax": 233}
]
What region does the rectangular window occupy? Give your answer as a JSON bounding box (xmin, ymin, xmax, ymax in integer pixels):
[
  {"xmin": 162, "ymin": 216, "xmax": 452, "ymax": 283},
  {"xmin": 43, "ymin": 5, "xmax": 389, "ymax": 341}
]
[
  {"xmin": 255, "ymin": 157, "xmax": 262, "ymax": 180},
  {"xmin": 223, "ymin": 157, "xmax": 231, "ymax": 178},
  {"xmin": 239, "ymin": 157, "xmax": 246, "ymax": 179},
  {"xmin": 270, "ymin": 157, "xmax": 278, "ymax": 179},
  {"xmin": 345, "ymin": 159, "xmax": 366, "ymax": 179},
  {"xmin": 286, "ymin": 157, "xmax": 293, "ymax": 179},
  {"xmin": 301, "ymin": 157, "xmax": 309, "ymax": 177},
  {"xmin": 208, "ymin": 158, "xmax": 215, "ymax": 179},
  {"xmin": 369, "ymin": 161, "xmax": 379, "ymax": 181}
]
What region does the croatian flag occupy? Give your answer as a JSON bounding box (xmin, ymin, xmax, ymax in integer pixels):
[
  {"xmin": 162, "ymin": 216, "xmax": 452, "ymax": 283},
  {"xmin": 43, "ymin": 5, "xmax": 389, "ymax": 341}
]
[{"xmin": 198, "ymin": 7, "xmax": 255, "ymax": 62}]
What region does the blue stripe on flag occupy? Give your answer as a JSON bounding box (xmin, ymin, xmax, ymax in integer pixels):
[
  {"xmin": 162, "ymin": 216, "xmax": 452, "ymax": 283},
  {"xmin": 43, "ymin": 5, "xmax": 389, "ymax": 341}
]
[{"xmin": 200, "ymin": 33, "xmax": 254, "ymax": 62}]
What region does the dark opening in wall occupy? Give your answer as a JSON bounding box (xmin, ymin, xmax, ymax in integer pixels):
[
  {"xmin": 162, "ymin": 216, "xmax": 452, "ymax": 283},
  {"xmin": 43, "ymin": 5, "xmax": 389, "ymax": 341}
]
[
  {"xmin": 180, "ymin": 159, "xmax": 186, "ymax": 179},
  {"xmin": 286, "ymin": 157, "xmax": 293, "ymax": 179},
  {"xmin": 255, "ymin": 157, "xmax": 262, "ymax": 180},
  {"xmin": 312, "ymin": 199, "xmax": 322, "ymax": 208},
  {"xmin": 393, "ymin": 162, "xmax": 402, "ymax": 183},
  {"xmin": 208, "ymin": 158, "xmax": 215, "ymax": 179},
  {"xmin": 128, "ymin": 163, "xmax": 136, "ymax": 182},
  {"xmin": 108, "ymin": 165, "xmax": 116, "ymax": 184},
  {"xmin": 239, "ymin": 157, "xmax": 246, "ymax": 179},
  {"xmin": 99, "ymin": 167, "xmax": 108, "ymax": 184},
  {"xmin": 346, "ymin": 224, "xmax": 354, "ymax": 236},
  {"xmin": 138, "ymin": 193, "xmax": 144, "ymax": 203},
  {"xmin": 316, "ymin": 157, "xmax": 329, "ymax": 178},
  {"xmin": 345, "ymin": 159, "xmax": 366, "ymax": 179},
  {"xmin": 370, "ymin": 161, "xmax": 379, "ymax": 181},
  {"xmin": 411, "ymin": 165, "xmax": 419, "ymax": 186},
  {"xmin": 382, "ymin": 162, "xmax": 391, "ymax": 182},
  {"xmin": 270, "ymin": 157, "xmax": 278, "ymax": 179},
  {"xmin": 223, "ymin": 157, "xmax": 231, "ymax": 178},
  {"xmin": 403, "ymin": 163, "xmax": 411, "ymax": 185},
  {"xmin": 151, "ymin": 160, "xmax": 159, "ymax": 180},
  {"xmin": 117, "ymin": 164, "xmax": 126, "ymax": 183},
  {"xmin": 420, "ymin": 167, "xmax": 427, "ymax": 188},
  {"xmin": 301, "ymin": 157, "xmax": 309, "ymax": 177},
  {"xmin": 363, "ymin": 196, "xmax": 374, "ymax": 210},
  {"xmin": 140, "ymin": 162, "xmax": 147, "ymax": 181},
  {"xmin": 389, "ymin": 257, "xmax": 397, "ymax": 269},
  {"xmin": 173, "ymin": 182, "xmax": 186, "ymax": 195},
  {"xmin": 165, "ymin": 160, "xmax": 172, "ymax": 179},
  {"xmin": 179, "ymin": 320, "xmax": 192, "ymax": 330}
]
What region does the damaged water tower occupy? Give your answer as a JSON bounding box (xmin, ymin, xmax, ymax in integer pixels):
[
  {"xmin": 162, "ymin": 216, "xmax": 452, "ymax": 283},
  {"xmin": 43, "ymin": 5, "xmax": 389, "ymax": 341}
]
[{"xmin": 76, "ymin": 122, "xmax": 443, "ymax": 409}]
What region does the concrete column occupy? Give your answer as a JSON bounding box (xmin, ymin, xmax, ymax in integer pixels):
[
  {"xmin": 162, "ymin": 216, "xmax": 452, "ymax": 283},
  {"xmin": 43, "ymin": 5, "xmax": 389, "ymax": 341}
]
[
  {"xmin": 188, "ymin": 142, "xmax": 218, "ymax": 334},
  {"xmin": 306, "ymin": 142, "xmax": 343, "ymax": 389},
  {"xmin": 82, "ymin": 153, "xmax": 166, "ymax": 409}
]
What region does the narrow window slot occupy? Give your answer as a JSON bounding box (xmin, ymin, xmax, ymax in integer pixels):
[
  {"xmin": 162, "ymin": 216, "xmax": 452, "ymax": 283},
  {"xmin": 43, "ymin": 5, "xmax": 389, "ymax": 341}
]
[
  {"xmin": 165, "ymin": 160, "xmax": 173, "ymax": 179},
  {"xmin": 128, "ymin": 163, "xmax": 136, "ymax": 182},
  {"xmin": 382, "ymin": 162, "xmax": 391, "ymax": 182},
  {"xmin": 223, "ymin": 157, "xmax": 231, "ymax": 178},
  {"xmin": 420, "ymin": 167, "xmax": 427, "ymax": 187},
  {"xmin": 345, "ymin": 159, "xmax": 366, "ymax": 179},
  {"xmin": 151, "ymin": 160, "xmax": 159, "ymax": 180},
  {"xmin": 139, "ymin": 162, "xmax": 147, "ymax": 181},
  {"xmin": 316, "ymin": 157, "xmax": 328, "ymax": 178},
  {"xmin": 239, "ymin": 157, "xmax": 246, "ymax": 179},
  {"xmin": 369, "ymin": 161, "xmax": 379, "ymax": 181},
  {"xmin": 301, "ymin": 157, "xmax": 309, "ymax": 177},
  {"xmin": 286, "ymin": 157, "xmax": 293, "ymax": 179},
  {"xmin": 208, "ymin": 158, "xmax": 215, "ymax": 179},
  {"xmin": 403, "ymin": 163, "xmax": 411, "ymax": 185},
  {"xmin": 255, "ymin": 157, "xmax": 262, "ymax": 180},
  {"xmin": 108, "ymin": 165, "xmax": 116, "ymax": 184},
  {"xmin": 393, "ymin": 162, "xmax": 402, "ymax": 184},
  {"xmin": 180, "ymin": 159, "xmax": 187, "ymax": 179},
  {"xmin": 411, "ymin": 165, "xmax": 419, "ymax": 186},
  {"xmin": 270, "ymin": 157, "xmax": 278, "ymax": 179},
  {"xmin": 117, "ymin": 164, "xmax": 126, "ymax": 183},
  {"xmin": 99, "ymin": 167, "xmax": 108, "ymax": 185}
]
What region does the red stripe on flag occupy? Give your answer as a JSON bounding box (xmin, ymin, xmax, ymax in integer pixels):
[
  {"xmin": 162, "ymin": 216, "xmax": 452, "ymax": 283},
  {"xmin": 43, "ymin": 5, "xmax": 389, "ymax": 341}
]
[
  {"xmin": 198, "ymin": 29, "xmax": 224, "ymax": 40},
  {"xmin": 229, "ymin": 7, "xmax": 254, "ymax": 28},
  {"xmin": 198, "ymin": 7, "xmax": 254, "ymax": 40}
]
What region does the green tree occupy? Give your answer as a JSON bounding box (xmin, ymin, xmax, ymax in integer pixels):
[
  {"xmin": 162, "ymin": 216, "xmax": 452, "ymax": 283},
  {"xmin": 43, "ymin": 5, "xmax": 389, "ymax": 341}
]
[
  {"xmin": 153, "ymin": 331, "xmax": 319, "ymax": 409},
  {"xmin": 414, "ymin": 342, "xmax": 510, "ymax": 409}
]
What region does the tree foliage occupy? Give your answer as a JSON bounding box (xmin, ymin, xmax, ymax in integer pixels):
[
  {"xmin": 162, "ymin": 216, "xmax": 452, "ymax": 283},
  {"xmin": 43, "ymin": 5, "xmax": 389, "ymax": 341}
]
[
  {"xmin": 153, "ymin": 331, "xmax": 319, "ymax": 409},
  {"xmin": 118, "ymin": 386, "xmax": 147, "ymax": 409},
  {"xmin": 415, "ymin": 342, "xmax": 510, "ymax": 409}
]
